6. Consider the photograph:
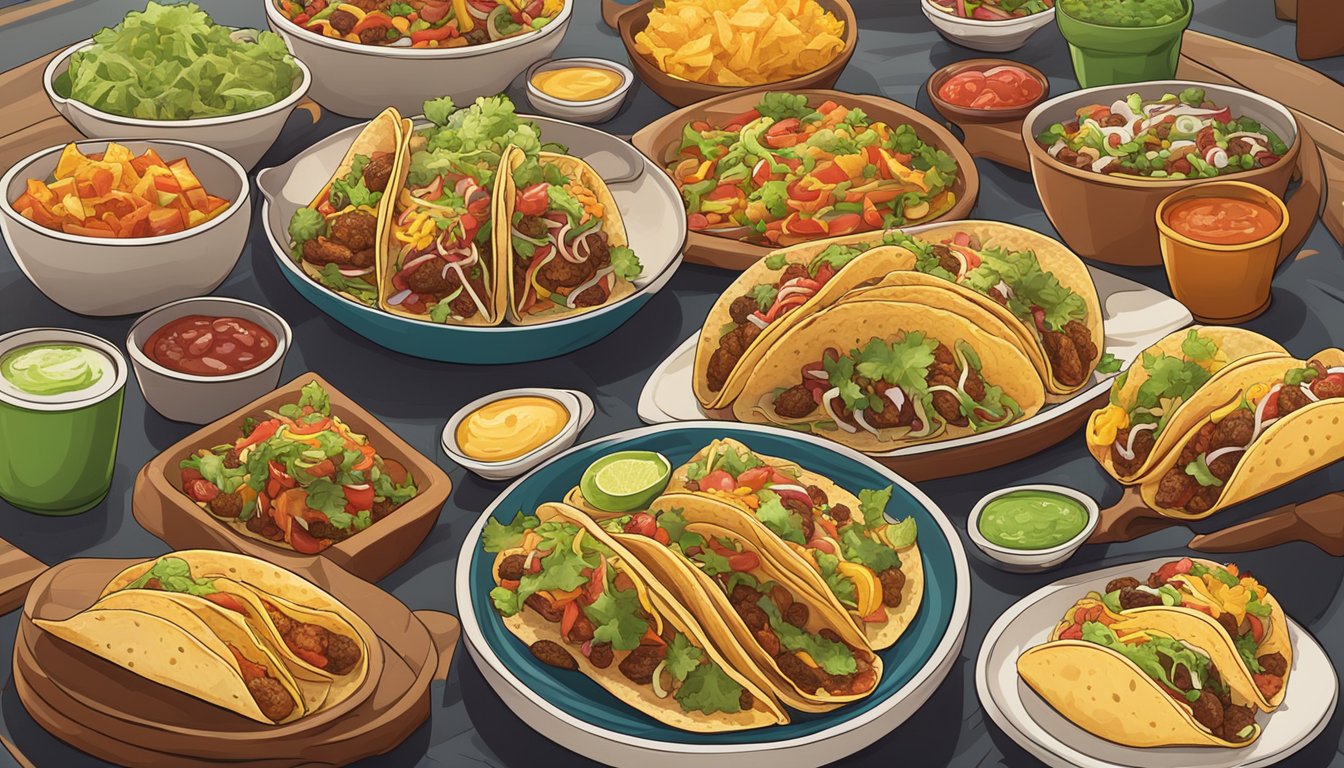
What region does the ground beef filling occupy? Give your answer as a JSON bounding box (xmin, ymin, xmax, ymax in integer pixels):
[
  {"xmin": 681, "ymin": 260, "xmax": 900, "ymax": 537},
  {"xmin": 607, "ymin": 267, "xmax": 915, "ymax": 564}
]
[
  {"xmin": 230, "ymin": 644, "xmax": 295, "ymax": 722},
  {"xmin": 516, "ymin": 218, "xmax": 614, "ymax": 310},
  {"xmin": 706, "ymin": 264, "xmax": 812, "ymax": 392},
  {"xmin": 723, "ymin": 579, "xmax": 875, "ymax": 697},
  {"xmin": 1040, "ymin": 320, "xmax": 1098, "ymax": 387},
  {"xmin": 301, "ymin": 210, "xmax": 378, "ymax": 269},
  {"xmin": 262, "ymin": 600, "xmax": 363, "ymax": 675},
  {"xmin": 1151, "ymin": 407, "xmax": 1257, "ymax": 515},
  {"xmin": 1110, "ymin": 425, "xmax": 1156, "ymax": 477}
]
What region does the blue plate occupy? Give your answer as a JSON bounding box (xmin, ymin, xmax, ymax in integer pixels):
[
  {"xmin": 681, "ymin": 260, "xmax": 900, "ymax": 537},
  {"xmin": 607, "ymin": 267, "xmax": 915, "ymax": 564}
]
[
  {"xmin": 456, "ymin": 423, "xmax": 970, "ymax": 764},
  {"xmin": 256, "ymin": 118, "xmax": 684, "ymax": 365}
]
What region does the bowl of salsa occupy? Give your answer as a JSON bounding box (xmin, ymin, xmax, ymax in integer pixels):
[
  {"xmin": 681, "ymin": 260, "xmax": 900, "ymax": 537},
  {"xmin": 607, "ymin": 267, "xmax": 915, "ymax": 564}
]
[
  {"xmin": 1056, "ymin": 0, "xmax": 1191, "ymax": 87},
  {"xmin": 920, "ymin": 0, "xmax": 1056, "ymax": 52},
  {"xmin": 127, "ymin": 296, "xmax": 292, "ymax": 424},
  {"xmin": 968, "ymin": 484, "xmax": 1098, "ymax": 572},
  {"xmin": 1156, "ymin": 181, "xmax": 1289, "ymax": 324},
  {"xmin": 928, "ymin": 59, "xmax": 1049, "ymax": 123}
]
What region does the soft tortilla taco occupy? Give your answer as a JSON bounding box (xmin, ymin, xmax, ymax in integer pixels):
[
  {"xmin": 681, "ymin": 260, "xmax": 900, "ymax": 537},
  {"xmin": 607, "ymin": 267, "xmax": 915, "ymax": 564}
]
[
  {"xmin": 732, "ymin": 301, "xmax": 1045, "ymax": 452},
  {"xmin": 1084, "ymin": 557, "xmax": 1291, "ymax": 711},
  {"xmin": 481, "ymin": 503, "xmax": 788, "ymax": 732},
  {"xmin": 654, "ymin": 438, "xmax": 922, "ymax": 650},
  {"xmin": 503, "ymin": 148, "xmax": 643, "ymax": 325},
  {"xmin": 1086, "ymin": 327, "xmax": 1288, "ymax": 485},
  {"xmin": 1018, "ymin": 595, "xmax": 1265, "ymax": 748},
  {"xmin": 100, "ymin": 552, "xmax": 371, "ymax": 708},
  {"xmin": 380, "ymin": 119, "xmax": 507, "ymax": 326},
  {"xmin": 1137, "ymin": 349, "xmax": 1344, "ymax": 520},
  {"xmin": 583, "ymin": 497, "xmax": 883, "ymax": 713},
  {"xmin": 693, "ymin": 240, "xmax": 918, "ymax": 410},
  {"xmin": 287, "ymin": 107, "xmax": 406, "ymax": 309},
  {"xmin": 36, "ymin": 588, "xmax": 309, "ymax": 725}
]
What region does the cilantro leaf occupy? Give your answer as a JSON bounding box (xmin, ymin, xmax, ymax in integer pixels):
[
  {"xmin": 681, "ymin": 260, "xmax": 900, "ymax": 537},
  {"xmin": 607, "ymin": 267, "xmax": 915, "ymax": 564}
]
[
  {"xmin": 840, "ymin": 528, "xmax": 901, "ymax": 572},
  {"xmin": 755, "ymin": 93, "xmax": 813, "ymax": 122},
  {"xmin": 297, "ymin": 381, "xmax": 330, "ymax": 415},
  {"xmin": 764, "ymin": 253, "xmax": 789, "ymax": 270},
  {"xmin": 752, "ymin": 180, "xmax": 790, "ymax": 218},
  {"xmin": 854, "ymin": 334, "xmax": 936, "ymax": 395},
  {"xmin": 288, "ymin": 207, "xmax": 324, "ymax": 246},
  {"xmin": 490, "ymin": 586, "xmax": 523, "ymax": 616},
  {"xmin": 584, "ymin": 587, "xmax": 648, "ymax": 651},
  {"xmin": 664, "ymin": 632, "xmax": 702, "ymax": 682},
  {"xmin": 810, "ymin": 244, "xmax": 865, "ymax": 275},
  {"xmin": 1186, "ymin": 455, "xmax": 1223, "ymax": 488},
  {"xmin": 751, "ymin": 283, "xmax": 779, "ymax": 312},
  {"xmin": 1096, "ymin": 352, "xmax": 1122, "ymax": 374},
  {"xmin": 713, "ymin": 446, "xmax": 763, "ymax": 478},
  {"xmin": 1181, "ymin": 329, "xmax": 1217, "ymax": 362}
]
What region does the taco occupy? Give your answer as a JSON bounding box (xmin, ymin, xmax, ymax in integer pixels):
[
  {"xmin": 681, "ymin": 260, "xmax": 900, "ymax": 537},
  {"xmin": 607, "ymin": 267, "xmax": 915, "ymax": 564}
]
[
  {"xmin": 1086, "ymin": 327, "xmax": 1288, "ymax": 484},
  {"xmin": 1018, "ymin": 595, "xmax": 1265, "ymax": 748},
  {"xmin": 36, "ymin": 587, "xmax": 309, "ymax": 725},
  {"xmin": 693, "ymin": 241, "xmax": 919, "ymax": 410},
  {"xmin": 1083, "ymin": 557, "xmax": 1291, "ymax": 711},
  {"xmin": 732, "ymin": 301, "xmax": 1045, "ymax": 452},
  {"xmin": 482, "ymin": 503, "xmax": 788, "ymax": 732},
  {"xmin": 649, "ymin": 438, "xmax": 922, "ymax": 650},
  {"xmin": 287, "ymin": 107, "xmax": 406, "ymax": 308},
  {"xmin": 586, "ymin": 498, "xmax": 883, "ymax": 712},
  {"xmin": 502, "ymin": 147, "xmax": 643, "ymax": 324},
  {"xmin": 1138, "ymin": 349, "xmax": 1344, "ymax": 519},
  {"xmin": 100, "ymin": 552, "xmax": 371, "ymax": 710}
]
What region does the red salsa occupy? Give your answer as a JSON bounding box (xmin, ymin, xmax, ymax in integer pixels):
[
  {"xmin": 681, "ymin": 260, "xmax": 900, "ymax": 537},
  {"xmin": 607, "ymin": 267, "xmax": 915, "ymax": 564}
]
[
  {"xmin": 1164, "ymin": 196, "xmax": 1281, "ymax": 246},
  {"xmin": 145, "ymin": 315, "xmax": 277, "ymax": 376},
  {"xmin": 938, "ymin": 65, "xmax": 1043, "ymax": 110}
]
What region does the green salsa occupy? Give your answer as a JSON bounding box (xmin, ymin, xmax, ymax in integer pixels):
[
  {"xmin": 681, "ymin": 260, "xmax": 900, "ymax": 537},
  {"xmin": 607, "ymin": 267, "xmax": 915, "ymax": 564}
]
[
  {"xmin": 1059, "ymin": 0, "xmax": 1186, "ymax": 27},
  {"xmin": 0, "ymin": 344, "xmax": 109, "ymax": 397},
  {"xmin": 978, "ymin": 490, "xmax": 1089, "ymax": 550}
]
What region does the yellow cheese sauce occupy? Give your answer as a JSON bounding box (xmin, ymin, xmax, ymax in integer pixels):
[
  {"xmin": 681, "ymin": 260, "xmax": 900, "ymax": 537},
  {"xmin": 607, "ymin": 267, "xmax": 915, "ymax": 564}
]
[
  {"xmin": 456, "ymin": 396, "xmax": 569, "ymax": 462},
  {"xmin": 531, "ymin": 66, "xmax": 622, "ymax": 102}
]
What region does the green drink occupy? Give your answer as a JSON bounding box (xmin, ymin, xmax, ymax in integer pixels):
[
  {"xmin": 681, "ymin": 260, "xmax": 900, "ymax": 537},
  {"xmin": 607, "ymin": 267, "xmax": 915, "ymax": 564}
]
[
  {"xmin": 0, "ymin": 329, "xmax": 126, "ymax": 515},
  {"xmin": 1057, "ymin": 0, "xmax": 1192, "ymax": 87}
]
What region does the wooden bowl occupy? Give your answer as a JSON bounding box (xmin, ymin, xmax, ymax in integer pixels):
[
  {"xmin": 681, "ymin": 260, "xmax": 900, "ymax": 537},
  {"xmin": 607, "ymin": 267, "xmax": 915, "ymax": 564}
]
[
  {"xmin": 133, "ymin": 372, "xmax": 451, "ymax": 582},
  {"xmin": 630, "ymin": 89, "xmax": 980, "ymax": 270},
  {"xmin": 14, "ymin": 555, "xmax": 451, "ymax": 767},
  {"xmin": 1022, "ymin": 80, "xmax": 1305, "ymax": 266},
  {"xmin": 601, "ymin": 0, "xmax": 858, "ymax": 108}
]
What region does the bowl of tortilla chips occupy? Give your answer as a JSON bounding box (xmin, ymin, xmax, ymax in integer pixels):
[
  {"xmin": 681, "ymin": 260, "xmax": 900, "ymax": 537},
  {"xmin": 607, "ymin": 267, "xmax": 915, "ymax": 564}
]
[{"xmin": 602, "ymin": 0, "xmax": 857, "ymax": 107}]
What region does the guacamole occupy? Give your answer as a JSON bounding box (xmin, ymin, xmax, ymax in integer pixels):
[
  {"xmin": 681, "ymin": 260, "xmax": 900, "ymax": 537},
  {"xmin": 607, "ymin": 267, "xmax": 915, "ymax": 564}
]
[{"xmin": 1059, "ymin": 0, "xmax": 1187, "ymax": 27}]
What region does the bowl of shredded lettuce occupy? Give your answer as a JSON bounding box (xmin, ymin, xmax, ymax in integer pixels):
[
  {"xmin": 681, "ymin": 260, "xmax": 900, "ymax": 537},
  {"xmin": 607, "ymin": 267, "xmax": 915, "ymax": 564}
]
[{"xmin": 44, "ymin": 2, "xmax": 311, "ymax": 169}]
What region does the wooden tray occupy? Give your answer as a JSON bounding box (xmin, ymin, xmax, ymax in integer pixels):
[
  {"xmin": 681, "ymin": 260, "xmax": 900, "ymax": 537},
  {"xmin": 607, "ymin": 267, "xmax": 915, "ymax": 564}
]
[
  {"xmin": 133, "ymin": 372, "xmax": 450, "ymax": 583},
  {"xmin": 12, "ymin": 555, "xmax": 459, "ymax": 767},
  {"xmin": 599, "ymin": 0, "xmax": 858, "ymax": 108},
  {"xmin": 631, "ymin": 89, "xmax": 980, "ymax": 271},
  {"xmin": 927, "ymin": 31, "xmax": 1333, "ymax": 258}
]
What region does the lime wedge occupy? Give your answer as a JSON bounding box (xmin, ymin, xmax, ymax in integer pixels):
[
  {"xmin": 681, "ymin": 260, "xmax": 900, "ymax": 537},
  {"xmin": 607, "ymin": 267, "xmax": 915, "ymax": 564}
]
[{"xmin": 579, "ymin": 451, "xmax": 671, "ymax": 513}]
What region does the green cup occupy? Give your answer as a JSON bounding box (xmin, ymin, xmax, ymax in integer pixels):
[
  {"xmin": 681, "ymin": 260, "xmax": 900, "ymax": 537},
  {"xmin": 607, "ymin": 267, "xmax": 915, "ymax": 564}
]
[
  {"xmin": 0, "ymin": 329, "xmax": 127, "ymax": 515},
  {"xmin": 1056, "ymin": 0, "xmax": 1193, "ymax": 88}
]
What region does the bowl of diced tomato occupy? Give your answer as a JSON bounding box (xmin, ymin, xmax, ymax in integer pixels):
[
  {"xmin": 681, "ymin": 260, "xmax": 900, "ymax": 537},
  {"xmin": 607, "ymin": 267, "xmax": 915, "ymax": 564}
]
[
  {"xmin": 921, "ymin": 0, "xmax": 1056, "ymax": 53},
  {"xmin": 0, "ymin": 139, "xmax": 250, "ymax": 316}
]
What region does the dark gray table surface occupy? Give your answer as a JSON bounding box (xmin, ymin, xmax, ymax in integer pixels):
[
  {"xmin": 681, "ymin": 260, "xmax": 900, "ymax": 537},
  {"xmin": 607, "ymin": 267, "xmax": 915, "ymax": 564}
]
[{"xmin": 2, "ymin": 1, "xmax": 1344, "ymax": 766}]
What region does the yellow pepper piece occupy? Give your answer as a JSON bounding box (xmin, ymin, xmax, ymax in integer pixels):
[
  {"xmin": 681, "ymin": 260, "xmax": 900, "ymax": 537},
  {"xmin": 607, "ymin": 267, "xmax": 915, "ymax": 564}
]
[
  {"xmin": 837, "ymin": 560, "xmax": 883, "ymax": 616},
  {"xmin": 1087, "ymin": 404, "xmax": 1129, "ymax": 447},
  {"xmin": 453, "ymin": 0, "xmax": 475, "ymax": 32}
]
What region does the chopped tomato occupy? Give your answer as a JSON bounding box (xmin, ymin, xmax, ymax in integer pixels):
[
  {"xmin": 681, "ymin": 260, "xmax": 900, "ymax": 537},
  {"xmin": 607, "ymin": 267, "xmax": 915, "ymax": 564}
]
[
  {"xmin": 827, "ymin": 213, "xmax": 862, "ymax": 236},
  {"xmin": 727, "ymin": 552, "xmax": 760, "ymax": 572},
  {"xmin": 185, "ymin": 478, "xmax": 220, "ymax": 503},
  {"xmin": 1254, "ymin": 672, "xmax": 1284, "ymax": 700},
  {"xmin": 1152, "ymin": 558, "xmax": 1194, "ymax": 586},
  {"xmin": 623, "ymin": 512, "xmax": 658, "ymax": 537},
  {"xmin": 203, "ymin": 591, "xmax": 248, "ymax": 615},
  {"xmin": 653, "ymin": 527, "xmax": 671, "ymax": 545},
  {"xmin": 343, "ymin": 483, "xmax": 374, "ymax": 512},
  {"xmin": 787, "ymin": 180, "xmax": 821, "ymax": 203},
  {"xmin": 305, "ymin": 459, "xmax": 336, "ymax": 478},
  {"xmin": 561, "ymin": 600, "xmax": 580, "ymax": 639},
  {"xmin": 1247, "ymin": 613, "xmax": 1264, "ymax": 644},
  {"xmin": 699, "ymin": 469, "xmax": 737, "ymax": 492},
  {"xmin": 811, "ymin": 162, "xmax": 848, "ymax": 185},
  {"xmin": 516, "ymin": 183, "xmax": 550, "ymax": 216},
  {"xmin": 687, "ymin": 212, "xmax": 710, "ymax": 230},
  {"xmin": 782, "ymin": 214, "xmax": 827, "ymax": 237},
  {"xmin": 736, "ymin": 467, "xmax": 775, "ymax": 490}
]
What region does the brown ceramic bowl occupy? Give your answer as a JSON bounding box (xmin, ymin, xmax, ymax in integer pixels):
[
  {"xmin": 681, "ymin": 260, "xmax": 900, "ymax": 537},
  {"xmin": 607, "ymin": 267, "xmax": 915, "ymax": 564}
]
[
  {"xmin": 631, "ymin": 89, "xmax": 979, "ymax": 270},
  {"xmin": 927, "ymin": 58, "xmax": 1050, "ymax": 125},
  {"xmin": 1022, "ymin": 79, "xmax": 1301, "ymax": 266},
  {"xmin": 601, "ymin": 0, "xmax": 858, "ymax": 107},
  {"xmin": 133, "ymin": 372, "xmax": 451, "ymax": 582},
  {"xmin": 16, "ymin": 554, "xmax": 444, "ymax": 767}
]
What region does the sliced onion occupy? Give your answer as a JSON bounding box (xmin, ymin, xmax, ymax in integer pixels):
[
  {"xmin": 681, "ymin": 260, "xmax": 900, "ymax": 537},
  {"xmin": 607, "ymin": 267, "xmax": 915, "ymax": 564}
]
[
  {"xmin": 885, "ymin": 386, "xmax": 906, "ymax": 411},
  {"xmin": 821, "ymin": 388, "xmax": 857, "ymax": 433},
  {"xmin": 1047, "ymin": 140, "xmax": 1066, "ymax": 158},
  {"xmin": 1206, "ymin": 445, "xmax": 1247, "ymax": 465},
  {"xmin": 852, "ymin": 409, "xmax": 883, "ymax": 438},
  {"xmin": 769, "ymin": 483, "xmax": 809, "ymax": 495},
  {"xmin": 1329, "ymin": 367, "xmax": 1344, "ymax": 375},
  {"xmin": 338, "ymin": 266, "xmax": 373, "ymax": 277},
  {"xmin": 746, "ymin": 314, "xmax": 769, "ymax": 330},
  {"xmin": 400, "ymin": 252, "xmax": 439, "ymax": 276},
  {"xmin": 1301, "ymin": 383, "xmax": 1319, "ymax": 402},
  {"xmin": 1090, "ymin": 155, "xmax": 1116, "ymax": 173},
  {"xmin": 565, "ymin": 266, "xmax": 615, "ymax": 309},
  {"xmin": 523, "ymin": 550, "xmax": 538, "ymax": 572},
  {"xmin": 650, "ymin": 660, "xmax": 670, "ymax": 698},
  {"xmin": 1114, "ymin": 421, "xmax": 1158, "ymax": 461},
  {"xmin": 775, "ymin": 285, "xmax": 814, "ymax": 303},
  {"xmin": 388, "ymin": 288, "xmax": 412, "ymax": 306},
  {"xmin": 571, "ymin": 226, "xmax": 599, "ymax": 261},
  {"xmin": 806, "ymin": 368, "xmax": 829, "ymax": 380}
]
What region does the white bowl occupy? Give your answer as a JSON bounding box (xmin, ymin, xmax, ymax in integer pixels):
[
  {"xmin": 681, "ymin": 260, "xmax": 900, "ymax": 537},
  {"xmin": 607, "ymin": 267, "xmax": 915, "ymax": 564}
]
[
  {"xmin": 525, "ymin": 57, "xmax": 633, "ymax": 124},
  {"xmin": 126, "ymin": 297, "xmax": 292, "ymax": 425},
  {"xmin": 265, "ymin": 0, "xmax": 572, "ymax": 118},
  {"xmin": 0, "ymin": 139, "xmax": 251, "ymax": 317},
  {"xmin": 44, "ymin": 37, "xmax": 312, "ymax": 170},
  {"xmin": 442, "ymin": 388, "xmax": 594, "ymax": 481},
  {"xmin": 967, "ymin": 484, "xmax": 1099, "ymax": 573},
  {"xmin": 920, "ymin": 0, "xmax": 1056, "ymax": 52}
]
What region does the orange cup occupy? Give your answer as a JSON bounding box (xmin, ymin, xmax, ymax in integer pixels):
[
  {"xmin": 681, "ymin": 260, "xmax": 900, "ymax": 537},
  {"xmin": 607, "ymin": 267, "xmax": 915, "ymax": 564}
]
[{"xmin": 1156, "ymin": 180, "xmax": 1289, "ymax": 324}]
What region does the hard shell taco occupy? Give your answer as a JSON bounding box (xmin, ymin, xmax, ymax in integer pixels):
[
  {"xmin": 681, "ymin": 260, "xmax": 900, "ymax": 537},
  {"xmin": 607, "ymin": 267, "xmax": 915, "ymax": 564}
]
[
  {"xmin": 1086, "ymin": 327, "xmax": 1288, "ymax": 485},
  {"xmin": 693, "ymin": 240, "xmax": 918, "ymax": 410},
  {"xmin": 584, "ymin": 498, "xmax": 884, "ymax": 713},
  {"xmin": 731, "ymin": 301, "xmax": 1045, "ymax": 452},
  {"xmin": 1139, "ymin": 349, "xmax": 1344, "ymax": 519},
  {"xmin": 36, "ymin": 586, "xmax": 309, "ymax": 725},
  {"xmin": 503, "ymin": 147, "xmax": 643, "ymax": 325},
  {"xmin": 481, "ymin": 503, "xmax": 789, "ymax": 732},
  {"xmin": 1083, "ymin": 557, "xmax": 1291, "ymax": 711},
  {"xmin": 653, "ymin": 438, "xmax": 923, "ymax": 650},
  {"xmin": 287, "ymin": 107, "xmax": 406, "ymax": 308},
  {"xmin": 99, "ymin": 552, "xmax": 371, "ymax": 710},
  {"xmin": 1017, "ymin": 594, "xmax": 1267, "ymax": 748}
]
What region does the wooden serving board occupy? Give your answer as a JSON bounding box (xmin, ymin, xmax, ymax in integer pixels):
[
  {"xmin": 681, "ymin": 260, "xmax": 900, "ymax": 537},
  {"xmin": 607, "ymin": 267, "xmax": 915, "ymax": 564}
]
[
  {"xmin": 0, "ymin": 48, "xmax": 321, "ymax": 171},
  {"xmin": 12, "ymin": 556, "xmax": 459, "ymax": 767},
  {"xmin": 931, "ymin": 30, "xmax": 1336, "ymax": 251}
]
